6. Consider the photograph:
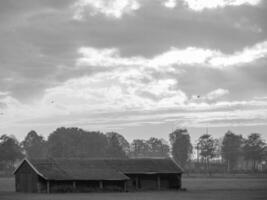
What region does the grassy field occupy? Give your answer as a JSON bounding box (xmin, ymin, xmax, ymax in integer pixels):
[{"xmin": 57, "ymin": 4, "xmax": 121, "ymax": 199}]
[{"xmin": 0, "ymin": 177, "xmax": 267, "ymax": 200}]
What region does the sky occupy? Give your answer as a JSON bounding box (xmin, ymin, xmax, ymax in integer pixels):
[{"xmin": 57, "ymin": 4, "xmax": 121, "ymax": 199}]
[{"xmin": 0, "ymin": 0, "xmax": 267, "ymax": 144}]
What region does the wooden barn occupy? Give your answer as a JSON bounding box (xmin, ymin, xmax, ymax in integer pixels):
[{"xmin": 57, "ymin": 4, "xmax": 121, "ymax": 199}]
[{"xmin": 14, "ymin": 158, "xmax": 183, "ymax": 193}]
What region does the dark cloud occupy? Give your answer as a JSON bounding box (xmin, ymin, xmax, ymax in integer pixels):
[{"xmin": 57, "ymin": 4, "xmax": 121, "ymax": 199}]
[
  {"xmin": 174, "ymin": 60, "xmax": 267, "ymax": 101},
  {"xmin": 66, "ymin": 1, "xmax": 267, "ymax": 56},
  {"xmin": 0, "ymin": 0, "xmax": 266, "ymax": 104}
]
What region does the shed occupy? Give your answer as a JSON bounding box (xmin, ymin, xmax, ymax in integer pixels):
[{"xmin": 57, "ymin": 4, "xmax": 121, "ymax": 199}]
[{"xmin": 14, "ymin": 158, "xmax": 183, "ymax": 193}]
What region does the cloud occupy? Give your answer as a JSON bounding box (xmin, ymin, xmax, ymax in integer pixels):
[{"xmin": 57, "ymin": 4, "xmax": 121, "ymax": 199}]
[
  {"xmin": 0, "ymin": 0, "xmax": 267, "ymax": 140},
  {"xmin": 1, "ymin": 73, "xmax": 267, "ymax": 134},
  {"xmin": 163, "ymin": 0, "xmax": 177, "ymax": 8},
  {"xmin": 1, "ymin": 0, "xmax": 266, "ymax": 104},
  {"xmin": 43, "ymin": 72, "xmax": 188, "ymax": 112},
  {"xmin": 72, "ymin": 0, "xmax": 140, "ymax": 20},
  {"xmin": 0, "ymin": 91, "xmax": 9, "ymax": 96},
  {"xmin": 210, "ymin": 41, "xmax": 267, "ymax": 67},
  {"xmin": 192, "ymin": 88, "xmax": 229, "ymax": 101},
  {"xmin": 77, "ymin": 40, "xmax": 267, "ymax": 70},
  {"xmin": 204, "ymin": 88, "xmax": 230, "ymax": 100},
  {"xmin": 163, "ymin": 0, "xmax": 262, "ymax": 10},
  {"xmin": 77, "ymin": 47, "xmax": 145, "ymax": 67},
  {"xmin": 72, "ymin": 0, "xmax": 262, "ymax": 20}
]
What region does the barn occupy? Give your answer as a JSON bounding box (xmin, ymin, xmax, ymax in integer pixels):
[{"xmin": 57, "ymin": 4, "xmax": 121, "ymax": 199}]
[{"xmin": 14, "ymin": 158, "xmax": 183, "ymax": 193}]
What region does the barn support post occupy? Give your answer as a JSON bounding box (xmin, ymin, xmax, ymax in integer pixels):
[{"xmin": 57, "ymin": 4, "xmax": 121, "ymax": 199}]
[
  {"xmin": 135, "ymin": 176, "xmax": 138, "ymax": 190},
  {"xmin": 123, "ymin": 181, "xmax": 127, "ymax": 192},
  {"xmin": 46, "ymin": 181, "xmax": 50, "ymax": 193},
  {"xmin": 37, "ymin": 182, "xmax": 41, "ymax": 193},
  {"xmin": 157, "ymin": 175, "xmax": 161, "ymax": 190},
  {"xmin": 73, "ymin": 181, "xmax": 76, "ymax": 191},
  {"xmin": 177, "ymin": 174, "xmax": 182, "ymax": 189},
  {"xmin": 99, "ymin": 181, "xmax": 103, "ymax": 190}
]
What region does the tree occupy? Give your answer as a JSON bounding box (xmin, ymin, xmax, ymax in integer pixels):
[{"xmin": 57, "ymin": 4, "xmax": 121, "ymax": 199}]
[
  {"xmin": 106, "ymin": 133, "xmax": 127, "ymax": 158},
  {"xmin": 197, "ymin": 134, "xmax": 217, "ymax": 170},
  {"xmin": 0, "ymin": 135, "xmax": 23, "ymax": 170},
  {"xmin": 169, "ymin": 129, "xmax": 192, "ymax": 168},
  {"xmin": 21, "ymin": 130, "xmax": 47, "ymax": 158},
  {"xmin": 129, "ymin": 138, "xmax": 170, "ymax": 158},
  {"xmin": 106, "ymin": 132, "xmax": 130, "ymax": 155},
  {"xmin": 243, "ymin": 133, "xmax": 266, "ymax": 171},
  {"xmin": 221, "ymin": 131, "xmax": 243, "ymax": 172},
  {"xmin": 146, "ymin": 137, "xmax": 170, "ymax": 157},
  {"xmin": 130, "ymin": 139, "xmax": 150, "ymax": 158},
  {"xmin": 47, "ymin": 127, "xmax": 108, "ymax": 158}
]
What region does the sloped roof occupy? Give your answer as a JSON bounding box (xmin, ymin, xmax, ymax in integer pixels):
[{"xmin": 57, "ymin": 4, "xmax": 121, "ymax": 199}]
[
  {"xmin": 15, "ymin": 158, "xmax": 129, "ymax": 181},
  {"xmin": 30, "ymin": 158, "xmax": 71, "ymax": 180},
  {"xmin": 106, "ymin": 158, "xmax": 183, "ymax": 174},
  {"xmin": 14, "ymin": 158, "xmax": 182, "ymax": 181},
  {"xmin": 52, "ymin": 159, "xmax": 129, "ymax": 180}
]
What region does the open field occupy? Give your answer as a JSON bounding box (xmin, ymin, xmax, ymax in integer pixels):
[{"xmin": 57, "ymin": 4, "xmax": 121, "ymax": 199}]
[{"xmin": 1, "ymin": 177, "xmax": 267, "ymax": 200}]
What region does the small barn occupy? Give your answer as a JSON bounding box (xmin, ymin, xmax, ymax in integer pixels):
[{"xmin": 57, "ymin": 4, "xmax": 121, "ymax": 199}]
[{"xmin": 14, "ymin": 158, "xmax": 183, "ymax": 193}]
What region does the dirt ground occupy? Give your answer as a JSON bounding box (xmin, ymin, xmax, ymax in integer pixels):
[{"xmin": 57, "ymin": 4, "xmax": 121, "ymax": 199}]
[{"xmin": 0, "ymin": 177, "xmax": 267, "ymax": 200}]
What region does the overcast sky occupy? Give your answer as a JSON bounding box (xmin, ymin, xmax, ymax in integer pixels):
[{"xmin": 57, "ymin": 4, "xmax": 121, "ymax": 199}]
[{"xmin": 0, "ymin": 0, "xmax": 267, "ymax": 143}]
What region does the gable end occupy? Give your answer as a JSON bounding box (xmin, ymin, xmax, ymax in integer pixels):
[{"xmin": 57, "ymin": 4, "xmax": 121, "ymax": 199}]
[{"xmin": 13, "ymin": 159, "xmax": 46, "ymax": 179}]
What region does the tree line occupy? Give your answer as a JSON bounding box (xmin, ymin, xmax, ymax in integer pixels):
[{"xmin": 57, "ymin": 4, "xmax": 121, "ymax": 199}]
[{"xmin": 0, "ymin": 127, "xmax": 266, "ymax": 174}]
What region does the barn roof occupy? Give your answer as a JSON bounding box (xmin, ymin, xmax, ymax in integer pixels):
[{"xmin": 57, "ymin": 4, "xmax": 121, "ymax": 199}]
[
  {"xmin": 106, "ymin": 158, "xmax": 183, "ymax": 174},
  {"xmin": 14, "ymin": 158, "xmax": 182, "ymax": 181}
]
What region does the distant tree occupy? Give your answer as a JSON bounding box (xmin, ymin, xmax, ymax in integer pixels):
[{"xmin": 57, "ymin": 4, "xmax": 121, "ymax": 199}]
[
  {"xmin": 263, "ymin": 148, "xmax": 267, "ymax": 165},
  {"xmin": 0, "ymin": 135, "xmax": 23, "ymax": 170},
  {"xmin": 243, "ymin": 133, "xmax": 266, "ymax": 171},
  {"xmin": 221, "ymin": 131, "xmax": 243, "ymax": 172},
  {"xmin": 47, "ymin": 127, "xmax": 108, "ymax": 158},
  {"xmin": 106, "ymin": 134, "xmax": 127, "ymax": 158},
  {"xmin": 169, "ymin": 129, "xmax": 192, "ymax": 168},
  {"xmin": 130, "ymin": 139, "xmax": 150, "ymax": 158},
  {"xmin": 214, "ymin": 137, "xmax": 223, "ymax": 159},
  {"xmin": 197, "ymin": 134, "xmax": 217, "ymax": 170},
  {"xmin": 21, "ymin": 130, "xmax": 47, "ymax": 158},
  {"xmin": 146, "ymin": 137, "xmax": 170, "ymax": 157},
  {"xmin": 129, "ymin": 138, "xmax": 170, "ymax": 158},
  {"xmin": 106, "ymin": 132, "xmax": 130, "ymax": 155}
]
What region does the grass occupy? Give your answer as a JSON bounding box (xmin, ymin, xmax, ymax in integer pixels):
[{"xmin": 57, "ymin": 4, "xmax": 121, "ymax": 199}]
[
  {"xmin": 1, "ymin": 177, "xmax": 267, "ymax": 200},
  {"xmin": 0, "ymin": 178, "xmax": 14, "ymax": 192}
]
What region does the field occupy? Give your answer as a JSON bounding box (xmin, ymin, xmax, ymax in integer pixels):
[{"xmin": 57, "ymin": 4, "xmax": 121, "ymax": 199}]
[{"xmin": 1, "ymin": 177, "xmax": 267, "ymax": 200}]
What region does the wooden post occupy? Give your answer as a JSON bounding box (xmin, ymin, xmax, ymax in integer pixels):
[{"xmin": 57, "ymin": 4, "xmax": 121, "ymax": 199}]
[
  {"xmin": 157, "ymin": 175, "xmax": 161, "ymax": 190},
  {"xmin": 73, "ymin": 181, "xmax": 76, "ymax": 191},
  {"xmin": 177, "ymin": 174, "xmax": 181, "ymax": 189},
  {"xmin": 47, "ymin": 181, "xmax": 50, "ymax": 193},
  {"xmin": 123, "ymin": 181, "xmax": 127, "ymax": 192},
  {"xmin": 37, "ymin": 182, "xmax": 41, "ymax": 193},
  {"xmin": 135, "ymin": 176, "xmax": 138, "ymax": 190},
  {"xmin": 99, "ymin": 181, "xmax": 103, "ymax": 190}
]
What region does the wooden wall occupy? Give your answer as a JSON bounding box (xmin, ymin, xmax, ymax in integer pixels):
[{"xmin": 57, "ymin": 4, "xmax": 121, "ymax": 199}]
[
  {"xmin": 126, "ymin": 173, "xmax": 182, "ymax": 191},
  {"xmin": 15, "ymin": 161, "xmax": 39, "ymax": 193},
  {"xmin": 14, "ymin": 161, "xmax": 182, "ymax": 193}
]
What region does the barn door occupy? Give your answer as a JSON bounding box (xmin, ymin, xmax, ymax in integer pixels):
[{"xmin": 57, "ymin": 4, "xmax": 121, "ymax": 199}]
[
  {"xmin": 27, "ymin": 175, "xmax": 32, "ymax": 192},
  {"xmin": 23, "ymin": 174, "xmax": 34, "ymax": 192},
  {"xmin": 20, "ymin": 174, "xmax": 28, "ymax": 192}
]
